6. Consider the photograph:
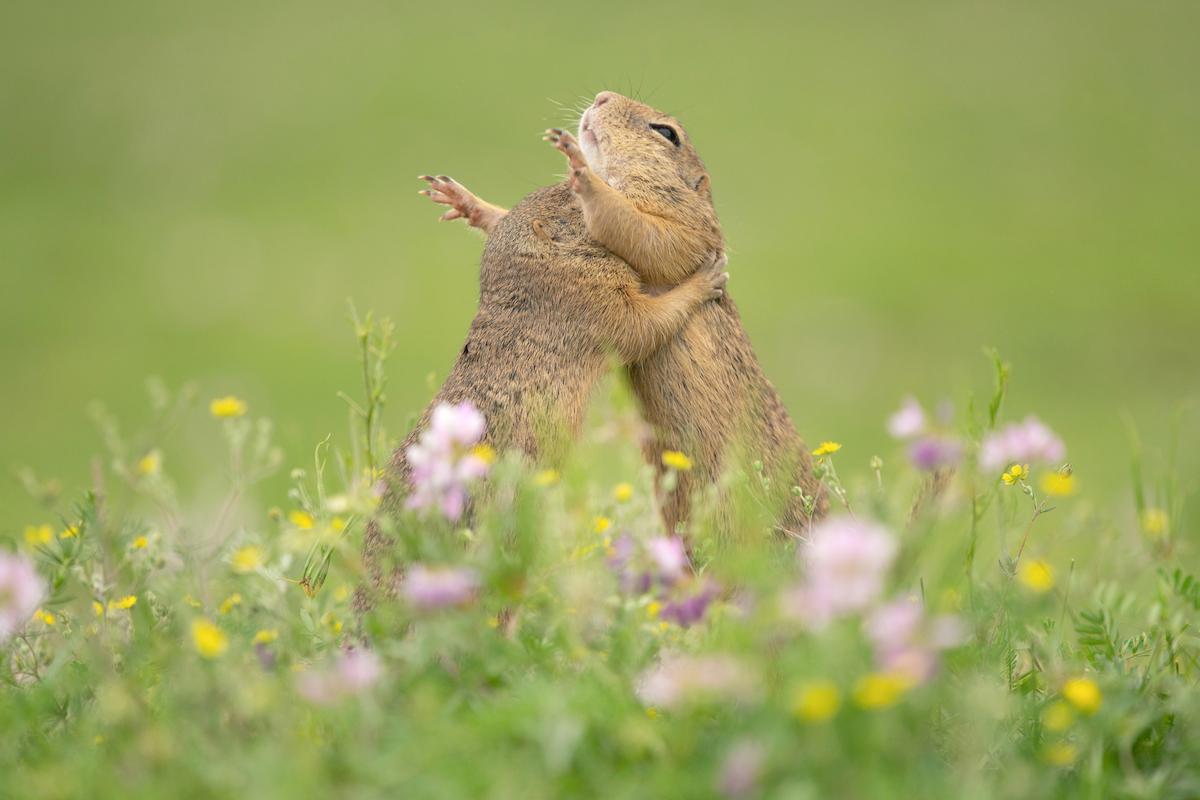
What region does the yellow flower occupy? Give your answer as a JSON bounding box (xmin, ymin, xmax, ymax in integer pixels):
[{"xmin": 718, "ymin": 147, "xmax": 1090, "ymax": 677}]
[
  {"xmin": 1001, "ymin": 463, "xmax": 1029, "ymax": 485},
  {"xmin": 852, "ymin": 672, "xmax": 913, "ymax": 710},
  {"xmin": 1141, "ymin": 508, "xmax": 1169, "ymax": 538},
  {"xmin": 646, "ymin": 600, "xmax": 662, "ymax": 620},
  {"xmin": 1018, "ymin": 559, "xmax": 1055, "ymax": 593},
  {"xmin": 24, "ymin": 524, "xmax": 53, "ymax": 546},
  {"xmin": 470, "ymin": 443, "xmax": 496, "ymax": 464},
  {"xmin": 594, "ymin": 516, "xmax": 612, "ymax": 534},
  {"xmin": 812, "ymin": 441, "xmax": 842, "ymax": 458},
  {"xmin": 191, "ymin": 619, "xmax": 228, "ymax": 658},
  {"xmin": 333, "ymin": 584, "xmax": 351, "ymax": 602},
  {"xmin": 93, "ymin": 601, "xmax": 105, "ymax": 617},
  {"xmin": 108, "ymin": 595, "xmax": 137, "ymax": 612},
  {"xmin": 231, "ymin": 545, "xmax": 264, "ymax": 573},
  {"xmin": 132, "ymin": 535, "xmax": 149, "ymax": 550},
  {"xmin": 218, "ymin": 593, "xmax": 243, "ymax": 614},
  {"xmin": 661, "ymin": 451, "xmax": 693, "ymax": 471},
  {"xmin": 1062, "ymin": 677, "xmax": 1102, "ymax": 715},
  {"xmin": 645, "ymin": 707, "xmax": 659, "ymax": 720},
  {"xmin": 252, "ymin": 628, "xmax": 278, "ymax": 645},
  {"xmin": 1040, "ymin": 471, "xmax": 1075, "ymax": 497},
  {"xmin": 1042, "ymin": 701, "xmax": 1074, "ymax": 732},
  {"xmin": 321, "ymin": 612, "xmax": 343, "ymax": 634},
  {"xmin": 613, "ymin": 482, "xmax": 634, "ymax": 503},
  {"xmin": 330, "ymin": 517, "xmax": 347, "ymax": 533},
  {"xmin": 60, "ymin": 524, "xmax": 80, "ymax": 539},
  {"xmin": 136, "ymin": 450, "xmax": 162, "ymax": 477},
  {"xmin": 1043, "ymin": 742, "xmax": 1078, "ymax": 767},
  {"xmin": 35, "ymin": 609, "xmax": 57, "ymax": 626},
  {"xmin": 209, "ymin": 396, "xmax": 247, "ymax": 419},
  {"xmin": 534, "ymin": 469, "xmax": 560, "ymax": 487},
  {"xmin": 791, "ymin": 680, "xmax": 841, "ymax": 723},
  {"xmin": 288, "ymin": 510, "xmax": 314, "ymax": 530},
  {"xmin": 184, "ymin": 594, "xmax": 202, "ymax": 608}
]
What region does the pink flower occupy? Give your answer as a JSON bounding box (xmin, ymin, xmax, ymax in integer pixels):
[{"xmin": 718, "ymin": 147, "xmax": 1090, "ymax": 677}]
[
  {"xmin": 798, "ymin": 517, "xmax": 897, "ymax": 626},
  {"xmin": 0, "ymin": 552, "xmax": 45, "ymax": 641},
  {"xmin": 865, "ymin": 597, "xmax": 967, "ymax": 683},
  {"xmin": 405, "ymin": 401, "xmax": 491, "ymax": 521},
  {"xmin": 402, "ymin": 564, "xmax": 479, "ymax": 610},
  {"xmin": 648, "ymin": 536, "xmax": 688, "ymax": 583},
  {"xmin": 636, "ymin": 654, "xmax": 758, "ymax": 709},
  {"xmin": 908, "ymin": 436, "xmax": 963, "ymax": 471},
  {"xmin": 979, "ymin": 416, "xmax": 1066, "ymax": 472},
  {"xmin": 296, "ymin": 648, "xmax": 384, "ymax": 705},
  {"xmin": 888, "ymin": 396, "xmax": 927, "ymax": 439},
  {"xmin": 717, "ymin": 740, "xmax": 766, "ymax": 798}
]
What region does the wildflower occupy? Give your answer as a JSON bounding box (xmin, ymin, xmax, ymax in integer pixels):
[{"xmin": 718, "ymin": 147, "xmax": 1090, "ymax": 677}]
[
  {"xmin": 660, "ymin": 581, "xmax": 719, "ymax": 627},
  {"xmin": 1043, "ymin": 743, "xmax": 1078, "ymax": 767},
  {"xmin": 1062, "ymin": 677, "xmax": 1102, "ymax": 715},
  {"xmin": 108, "ymin": 595, "xmax": 137, "ymax": 612},
  {"xmin": 470, "ymin": 443, "xmax": 496, "ymax": 465},
  {"xmin": 1042, "ymin": 701, "xmax": 1074, "ymax": 732},
  {"xmin": 908, "ymin": 436, "xmax": 964, "ymax": 471},
  {"xmin": 1040, "ymin": 471, "xmax": 1076, "ymax": 497},
  {"xmin": 296, "ymin": 648, "xmax": 383, "ymax": 705},
  {"xmin": 23, "ymin": 524, "xmax": 53, "ymax": 547},
  {"xmin": 791, "ymin": 680, "xmax": 841, "ymax": 723},
  {"xmin": 648, "ymin": 537, "xmax": 689, "ymax": 583},
  {"xmin": 534, "ymin": 469, "xmax": 560, "ymax": 486},
  {"xmin": 93, "ymin": 600, "xmax": 105, "ymax": 617},
  {"xmin": 636, "ymin": 654, "xmax": 758, "ymax": 710},
  {"xmin": 331, "ymin": 517, "xmax": 346, "ymax": 532},
  {"xmin": 288, "ymin": 510, "xmax": 314, "ymax": 530},
  {"xmin": 402, "ymin": 564, "xmax": 479, "ymax": 610},
  {"xmin": 184, "ymin": 594, "xmax": 202, "ymax": 608},
  {"xmin": 594, "ymin": 516, "xmax": 612, "ymax": 534},
  {"xmin": 793, "ymin": 516, "xmax": 897, "ymax": 626},
  {"xmin": 661, "ymin": 450, "xmax": 693, "ymax": 471},
  {"xmin": 209, "ymin": 396, "xmax": 247, "ymax": 419},
  {"xmin": 865, "ymin": 597, "xmax": 966, "ymax": 683},
  {"xmin": 60, "ymin": 524, "xmax": 80, "ymax": 539},
  {"xmin": 322, "ymin": 612, "xmax": 343, "ymax": 634},
  {"xmin": 253, "ymin": 629, "xmax": 278, "ymax": 645},
  {"xmin": 887, "ymin": 397, "xmax": 926, "ymax": 439},
  {"xmin": 191, "ymin": 619, "xmax": 228, "ymax": 658},
  {"xmin": 231, "ymin": 545, "xmax": 264, "ymax": 574},
  {"xmin": 646, "ymin": 600, "xmax": 662, "ymax": 620},
  {"xmin": 980, "ymin": 416, "xmax": 1065, "ymax": 471},
  {"xmin": 852, "ymin": 672, "xmax": 913, "ymax": 710},
  {"xmin": 136, "ymin": 450, "xmax": 161, "ymax": 477},
  {"xmin": 613, "ymin": 482, "xmax": 634, "ymax": 502},
  {"xmin": 132, "ymin": 535, "xmax": 149, "ymax": 550},
  {"xmin": 1001, "ymin": 463, "xmax": 1029, "ymax": 485},
  {"xmin": 716, "ymin": 741, "xmax": 765, "ymax": 799},
  {"xmin": 218, "ymin": 593, "xmax": 242, "ymax": 614},
  {"xmin": 34, "ymin": 609, "xmax": 56, "ymax": 626},
  {"xmin": 811, "ymin": 441, "xmax": 842, "ymax": 458},
  {"xmin": 1141, "ymin": 508, "xmax": 1169, "ymax": 538},
  {"xmin": 405, "ymin": 402, "xmax": 491, "ymax": 521},
  {"xmin": 1018, "ymin": 559, "xmax": 1055, "ymax": 593}
]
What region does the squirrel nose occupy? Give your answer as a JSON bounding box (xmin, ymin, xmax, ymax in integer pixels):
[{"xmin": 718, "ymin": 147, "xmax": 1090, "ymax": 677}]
[{"xmin": 593, "ymin": 91, "xmax": 616, "ymax": 108}]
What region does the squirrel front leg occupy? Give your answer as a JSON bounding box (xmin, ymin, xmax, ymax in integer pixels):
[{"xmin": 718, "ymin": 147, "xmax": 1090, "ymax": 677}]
[
  {"xmin": 418, "ymin": 175, "xmax": 508, "ymax": 235},
  {"xmin": 544, "ymin": 130, "xmax": 710, "ymax": 285},
  {"xmin": 608, "ymin": 252, "xmax": 728, "ymax": 363}
]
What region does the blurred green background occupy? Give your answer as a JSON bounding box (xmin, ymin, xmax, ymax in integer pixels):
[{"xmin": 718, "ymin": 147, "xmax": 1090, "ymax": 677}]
[{"xmin": 3, "ymin": 0, "xmax": 1198, "ymax": 521}]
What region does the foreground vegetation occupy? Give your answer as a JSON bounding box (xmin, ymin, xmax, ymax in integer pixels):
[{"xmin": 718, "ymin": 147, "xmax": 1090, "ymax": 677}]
[{"xmin": 2, "ymin": 322, "xmax": 1197, "ymax": 799}]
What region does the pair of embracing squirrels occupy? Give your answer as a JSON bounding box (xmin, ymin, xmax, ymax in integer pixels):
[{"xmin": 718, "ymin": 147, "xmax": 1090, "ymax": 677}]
[{"xmin": 364, "ymin": 91, "xmax": 824, "ymax": 597}]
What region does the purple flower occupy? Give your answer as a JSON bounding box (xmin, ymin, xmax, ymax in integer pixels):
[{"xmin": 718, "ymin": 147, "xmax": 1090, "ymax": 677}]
[
  {"xmin": 908, "ymin": 436, "xmax": 964, "ymax": 471},
  {"xmin": 296, "ymin": 648, "xmax": 384, "ymax": 705},
  {"xmin": 405, "ymin": 402, "xmax": 491, "ymax": 521},
  {"xmin": 888, "ymin": 396, "xmax": 927, "ymax": 439},
  {"xmin": 0, "ymin": 552, "xmax": 45, "ymax": 641},
  {"xmin": 402, "ymin": 564, "xmax": 479, "ymax": 610},
  {"xmin": 798, "ymin": 517, "xmax": 898, "ymax": 626},
  {"xmin": 636, "ymin": 654, "xmax": 758, "ymax": 709},
  {"xmin": 979, "ymin": 416, "xmax": 1066, "ymax": 472},
  {"xmin": 648, "ymin": 536, "xmax": 689, "ymax": 583},
  {"xmin": 717, "ymin": 740, "xmax": 766, "ymax": 798},
  {"xmin": 661, "ymin": 581, "xmax": 719, "ymax": 627},
  {"xmin": 337, "ymin": 648, "xmax": 384, "ymax": 691},
  {"xmin": 865, "ymin": 597, "xmax": 967, "ymax": 683}
]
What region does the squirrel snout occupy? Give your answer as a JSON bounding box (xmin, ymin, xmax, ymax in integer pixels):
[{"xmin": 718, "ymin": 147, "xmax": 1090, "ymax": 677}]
[{"xmin": 592, "ymin": 91, "xmax": 616, "ymax": 108}]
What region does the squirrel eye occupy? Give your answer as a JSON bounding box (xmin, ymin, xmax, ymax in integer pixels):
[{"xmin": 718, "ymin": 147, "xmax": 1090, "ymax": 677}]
[{"xmin": 649, "ymin": 123, "xmax": 680, "ymax": 146}]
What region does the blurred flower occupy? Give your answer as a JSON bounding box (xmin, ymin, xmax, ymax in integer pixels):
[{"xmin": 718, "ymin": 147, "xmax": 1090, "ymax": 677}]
[
  {"xmin": 218, "ymin": 593, "xmax": 242, "ymax": 614},
  {"xmin": 791, "ymin": 680, "xmax": 841, "ymax": 723},
  {"xmin": 613, "ymin": 482, "xmax": 634, "ymax": 502},
  {"xmin": 790, "ymin": 517, "xmax": 897, "ymax": 627},
  {"xmin": 209, "ymin": 396, "xmax": 247, "ymax": 419},
  {"xmin": 980, "ymin": 416, "xmax": 1065, "ymax": 472},
  {"xmin": 865, "ymin": 597, "xmax": 966, "ymax": 683},
  {"xmin": 888, "ymin": 397, "xmax": 926, "ymax": 439},
  {"xmin": 132, "ymin": 535, "xmax": 149, "ymax": 550},
  {"xmin": 231, "ymin": 545, "xmax": 264, "ymax": 574},
  {"xmin": 296, "ymin": 649, "xmax": 383, "ymax": 705},
  {"xmin": 908, "ymin": 436, "xmax": 963, "ymax": 471},
  {"xmin": 1042, "ymin": 701, "xmax": 1074, "ymax": 732},
  {"xmin": 34, "ymin": 608, "xmax": 56, "ymax": 626},
  {"xmin": 1040, "ymin": 471, "xmax": 1076, "ymax": 497},
  {"xmin": 636, "ymin": 654, "xmax": 757, "ymax": 710},
  {"xmin": 594, "ymin": 516, "xmax": 612, "ymax": 534},
  {"xmin": 136, "ymin": 450, "xmax": 162, "ymax": 477},
  {"xmin": 470, "ymin": 443, "xmax": 496, "ymax": 465},
  {"xmin": 852, "ymin": 671, "xmax": 914, "ymax": 710},
  {"xmin": 1001, "ymin": 463, "xmax": 1029, "ymax": 486},
  {"xmin": 1018, "ymin": 559, "xmax": 1055, "ymax": 593},
  {"xmin": 661, "ymin": 450, "xmax": 693, "ymax": 471},
  {"xmin": 253, "ymin": 628, "xmax": 278, "ymax": 645},
  {"xmin": 191, "ymin": 619, "xmax": 228, "ymax": 658},
  {"xmin": 402, "ymin": 564, "xmax": 479, "ymax": 610},
  {"xmin": 92, "ymin": 600, "xmax": 105, "ymax": 617},
  {"xmin": 1140, "ymin": 508, "xmax": 1169, "ymax": 538},
  {"xmin": 716, "ymin": 740, "xmax": 765, "ymax": 799},
  {"xmin": 23, "ymin": 524, "xmax": 53, "ymax": 547},
  {"xmin": 648, "ymin": 537, "xmax": 688, "ymax": 583},
  {"xmin": 660, "ymin": 581, "xmax": 719, "ymax": 627},
  {"xmin": 60, "ymin": 524, "xmax": 80, "ymax": 539},
  {"xmin": 405, "ymin": 402, "xmax": 491, "ymax": 521},
  {"xmin": 534, "ymin": 469, "xmax": 560, "ymax": 486},
  {"xmin": 288, "ymin": 510, "xmax": 314, "ymax": 530},
  {"xmin": 108, "ymin": 595, "xmax": 138, "ymax": 612},
  {"xmin": 1062, "ymin": 677, "xmax": 1101, "ymax": 715},
  {"xmin": 1043, "ymin": 743, "xmax": 1078, "ymax": 767},
  {"xmin": 811, "ymin": 441, "xmax": 842, "ymax": 458}
]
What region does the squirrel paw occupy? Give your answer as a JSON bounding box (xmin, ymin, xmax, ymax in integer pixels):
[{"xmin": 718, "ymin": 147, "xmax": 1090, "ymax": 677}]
[
  {"xmin": 543, "ymin": 128, "xmax": 591, "ymax": 191},
  {"xmin": 418, "ymin": 175, "xmax": 486, "ymax": 225},
  {"xmin": 700, "ymin": 251, "xmax": 730, "ymax": 301}
]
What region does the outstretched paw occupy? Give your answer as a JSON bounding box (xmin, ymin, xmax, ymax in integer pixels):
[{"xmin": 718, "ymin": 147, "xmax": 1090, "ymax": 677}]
[
  {"xmin": 418, "ymin": 175, "xmax": 488, "ymax": 226},
  {"xmin": 543, "ymin": 128, "xmax": 592, "ymax": 193}
]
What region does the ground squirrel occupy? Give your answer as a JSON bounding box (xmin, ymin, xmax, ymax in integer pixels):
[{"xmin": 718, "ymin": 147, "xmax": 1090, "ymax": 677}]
[{"xmin": 417, "ymin": 91, "xmax": 824, "ymax": 540}]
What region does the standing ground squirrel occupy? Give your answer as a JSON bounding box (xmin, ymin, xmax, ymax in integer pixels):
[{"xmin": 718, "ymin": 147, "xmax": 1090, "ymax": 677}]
[{"xmin": 418, "ymin": 91, "xmax": 824, "ymax": 540}]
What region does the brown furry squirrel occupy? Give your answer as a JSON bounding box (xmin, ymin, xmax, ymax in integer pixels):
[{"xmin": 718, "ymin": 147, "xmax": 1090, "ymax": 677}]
[{"xmin": 414, "ymin": 91, "xmax": 824, "ymax": 539}]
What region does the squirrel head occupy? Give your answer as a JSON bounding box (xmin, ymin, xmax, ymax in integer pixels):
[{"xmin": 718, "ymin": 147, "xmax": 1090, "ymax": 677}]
[{"xmin": 578, "ymin": 91, "xmax": 713, "ymax": 201}]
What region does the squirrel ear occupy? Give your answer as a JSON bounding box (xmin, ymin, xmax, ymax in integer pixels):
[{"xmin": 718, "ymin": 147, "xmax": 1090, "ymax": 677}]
[{"xmin": 693, "ymin": 173, "xmax": 711, "ymax": 196}]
